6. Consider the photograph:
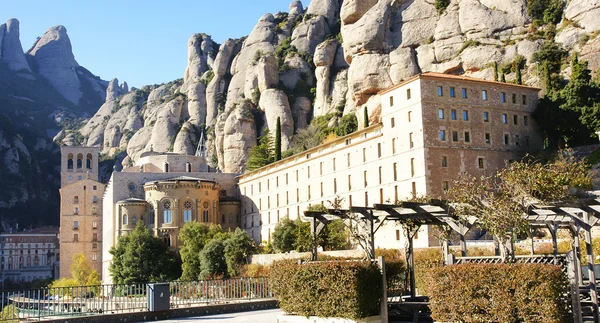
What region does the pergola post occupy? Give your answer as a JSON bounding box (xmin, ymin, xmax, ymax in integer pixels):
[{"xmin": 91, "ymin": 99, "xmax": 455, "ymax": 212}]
[
  {"xmin": 310, "ymin": 217, "xmax": 318, "ymax": 261},
  {"xmin": 408, "ymin": 229, "xmax": 416, "ymax": 298},
  {"xmin": 369, "ymin": 210, "xmax": 376, "ymax": 260},
  {"xmin": 547, "ymin": 223, "xmax": 558, "ymax": 257},
  {"xmin": 460, "ymin": 233, "xmax": 467, "ymax": 257},
  {"xmin": 573, "ymin": 225, "xmax": 584, "ymax": 285}
]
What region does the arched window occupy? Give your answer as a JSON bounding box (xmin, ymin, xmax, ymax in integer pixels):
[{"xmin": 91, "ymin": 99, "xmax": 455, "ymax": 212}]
[
  {"xmin": 33, "ymin": 256, "xmax": 39, "ymax": 266},
  {"xmin": 163, "ymin": 234, "xmax": 171, "ymax": 247},
  {"xmin": 123, "ymin": 214, "xmax": 128, "ymax": 225},
  {"xmin": 147, "ymin": 204, "xmax": 155, "ymax": 224},
  {"xmin": 76, "ymin": 153, "xmax": 83, "ymax": 169},
  {"xmin": 132, "ymin": 216, "xmax": 137, "ymax": 225},
  {"xmin": 86, "ymin": 153, "xmax": 92, "ymax": 169},
  {"xmin": 163, "ymin": 200, "xmax": 172, "ymax": 223},
  {"xmin": 202, "ymin": 201, "xmax": 209, "ymax": 222},
  {"xmin": 185, "ymin": 162, "xmax": 191, "ymax": 173},
  {"xmin": 26, "ymin": 256, "xmax": 31, "ymax": 266},
  {"xmin": 163, "ymin": 162, "xmax": 169, "ymax": 173},
  {"xmin": 67, "ymin": 153, "xmax": 74, "ymax": 169},
  {"xmin": 183, "ymin": 201, "xmax": 193, "ymax": 222}
]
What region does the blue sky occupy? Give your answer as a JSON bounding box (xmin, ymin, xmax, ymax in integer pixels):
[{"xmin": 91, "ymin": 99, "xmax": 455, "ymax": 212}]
[{"xmin": 1, "ymin": 0, "xmax": 307, "ymax": 88}]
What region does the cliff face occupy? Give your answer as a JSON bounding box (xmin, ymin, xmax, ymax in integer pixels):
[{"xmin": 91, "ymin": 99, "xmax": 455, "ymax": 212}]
[
  {"xmin": 0, "ymin": 19, "xmax": 108, "ymax": 226},
  {"xmin": 72, "ymin": 0, "xmax": 600, "ymax": 174}
]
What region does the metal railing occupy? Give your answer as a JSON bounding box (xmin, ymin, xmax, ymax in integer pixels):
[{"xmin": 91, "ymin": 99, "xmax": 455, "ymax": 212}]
[{"xmin": 0, "ymin": 277, "xmax": 271, "ymax": 322}]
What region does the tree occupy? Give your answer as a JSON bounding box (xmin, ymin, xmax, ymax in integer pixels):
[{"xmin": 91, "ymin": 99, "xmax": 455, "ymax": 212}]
[
  {"xmin": 49, "ymin": 253, "xmax": 100, "ymax": 289},
  {"xmin": 0, "ymin": 304, "xmax": 18, "ymax": 323},
  {"xmin": 275, "ymin": 117, "xmax": 282, "ymax": 161},
  {"xmin": 109, "ymin": 222, "xmax": 181, "ymax": 284},
  {"xmin": 335, "ymin": 114, "xmax": 358, "ymax": 137},
  {"xmin": 224, "ymin": 228, "xmax": 257, "ymax": 276},
  {"xmin": 515, "ymin": 66, "xmax": 522, "ymax": 85},
  {"xmin": 272, "ymin": 216, "xmax": 297, "ymax": 252},
  {"xmin": 179, "ymin": 222, "xmax": 224, "ymax": 280},
  {"xmin": 447, "ymin": 157, "xmax": 591, "ymax": 260},
  {"xmin": 500, "ymin": 72, "xmax": 506, "ymax": 83},
  {"xmin": 320, "ymin": 219, "xmax": 350, "ymax": 251},
  {"xmin": 493, "ymin": 61, "xmax": 499, "ymax": 82},
  {"xmin": 363, "ymin": 106, "xmax": 369, "ymax": 128},
  {"xmin": 199, "ymin": 235, "xmax": 228, "ymax": 279},
  {"xmin": 247, "ymin": 129, "xmax": 274, "ymax": 170}
]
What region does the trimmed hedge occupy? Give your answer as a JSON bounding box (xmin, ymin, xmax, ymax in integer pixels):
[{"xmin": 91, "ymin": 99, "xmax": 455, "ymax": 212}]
[
  {"xmin": 270, "ymin": 260, "xmax": 382, "ymax": 319},
  {"xmin": 428, "ymin": 263, "xmax": 571, "ymax": 323}
]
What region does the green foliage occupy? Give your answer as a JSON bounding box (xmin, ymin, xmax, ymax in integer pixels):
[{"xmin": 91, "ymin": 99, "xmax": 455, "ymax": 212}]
[
  {"xmin": 288, "ymin": 114, "xmax": 336, "ymax": 154},
  {"xmin": 272, "ymin": 217, "xmax": 298, "ymax": 252},
  {"xmin": 527, "ymin": 0, "xmax": 565, "ymax": 25},
  {"xmin": 458, "ymin": 39, "xmax": 481, "ymax": 54},
  {"xmin": 500, "ymin": 72, "xmax": 506, "ymax": 82},
  {"xmin": 335, "ymin": 114, "xmax": 358, "ymax": 137},
  {"xmin": 109, "ymin": 222, "xmax": 181, "ymax": 284},
  {"xmin": 435, "ymin": 0, "xmax": 451, "ymax": 14},
  {"xmin": 200, "ymin": 70, "xmax": 215, "ymax": 86},
  {"xmin": 1, "ymin": 304, "xmax": 18, "ymax": 322},
  {"xmin": 271, "ymin": 216, "xmax": 349, "ymax": 252},
  {"xmin": 199, "ymin": 235, "xmax": 228, "ymax": 279},
  {"xmin": 49, "ymin": 253, "xmax": 101, "ymax": 290},
  {"xmin": 363, "ymin": 106, "xmax": 369, "ymax": 128},
  {"xmin": 275, "ymin": 117, "xmax": 282, "ymax": 161},
  {"xmin": 224, "ymin": 228, "xmax": 257, "ymax": 277},
  {"xmin": 532, "ymin": 42, "xmax": 567, "ymax": 92},
  {"xmin": 587, "ymin": 147, "xmax": 600, "ymax": 166},
  {"xmin": 275, "ymin": 38, "xmax": 299, "ymax": 72},
  {"xmin": 270, "ymin": 260, "xmax": 382, "ymax": 319},
  {"xmin": 413, "ymin": 248, "xmax": 445, "ymax": 295},
  {"xmin": 493, "ymin": 61, "xmax": 499, "ymax": 81},
  {"xmin": 428, "ymin": 264, "xmax": 571, "ymax": 323},
  {"xmin": 247, "ymin": 129, "xmax": 274, "ymax": 171},
  {"xmin": 179, "ymin": 222, "xmax": 224, "ymax": 280}
]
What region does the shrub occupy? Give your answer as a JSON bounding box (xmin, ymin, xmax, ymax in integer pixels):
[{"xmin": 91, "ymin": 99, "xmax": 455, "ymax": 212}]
[
  {"xmin": 270, "ymin": 260, "xmax": 382, "ymax": 319},
  {"xmin": 414, "ymin": 248, "xmax": 444, "ymax": 295},
  {"xmin": 428, "ymin": 263, "xmax": 571, "ymax": 323}
]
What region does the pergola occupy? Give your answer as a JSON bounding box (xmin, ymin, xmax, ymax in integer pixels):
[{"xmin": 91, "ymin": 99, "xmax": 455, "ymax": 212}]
[{"xmin": 303, "ymin": 200, "xmax": 600, "ymax": 323}]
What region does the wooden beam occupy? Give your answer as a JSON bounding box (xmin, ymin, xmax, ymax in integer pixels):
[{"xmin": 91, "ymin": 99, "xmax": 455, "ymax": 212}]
[{"xmin": 583, "ymin": 212, "xmax": 599, "ymax": 323}]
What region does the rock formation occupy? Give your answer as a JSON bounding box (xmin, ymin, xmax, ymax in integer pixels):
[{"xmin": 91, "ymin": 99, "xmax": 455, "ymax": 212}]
[{"xmin": 0, "ymin": 19, "xmax": 32, "ymax": 72}]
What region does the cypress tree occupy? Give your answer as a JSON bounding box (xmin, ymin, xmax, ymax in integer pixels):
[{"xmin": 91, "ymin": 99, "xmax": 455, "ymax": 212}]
[
  {"xmin": 363, "ymin": 106, "xmax": 369, "ymax": 128},
  {"xmin": 493, "ymin": 62, "xmax": 499, "ymax": 82},
  {"xmin": 516, "ymin": 67, "xmax": 522, "ymax": 85},
  {"xmin": 275, "ymin": 117, "xmax": 282, "ymax": 161},
  {"xmin": 500, "ymin": 72, "xmax": 506, "ymax": 83}
]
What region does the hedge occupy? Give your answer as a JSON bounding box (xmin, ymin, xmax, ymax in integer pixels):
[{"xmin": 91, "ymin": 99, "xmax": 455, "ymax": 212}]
[
  {"xmin": 428, "ymin": 263, "xmax": 571, "ymax": 323},
  {"xmin": 270, "ymin": 260, "xmax": 382, "ymax": 319}
]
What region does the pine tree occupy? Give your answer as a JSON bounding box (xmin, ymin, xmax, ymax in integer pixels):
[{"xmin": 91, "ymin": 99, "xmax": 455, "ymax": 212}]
[
  {"xmin": 493, "ymin": 61, "xmax": 499, "ymax": 82},
  {"xmin": 363, "ymin": 106, "xmax": 369, "ymax": 128},
  {"xmin": 275, "ymin": 117, "xmax": 282, "ymax": 161}
]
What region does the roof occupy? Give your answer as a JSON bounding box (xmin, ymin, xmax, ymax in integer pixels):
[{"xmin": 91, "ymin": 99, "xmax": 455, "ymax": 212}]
[
  {"xmin": 116, "ymin": 197, "xmax": 147, "ymax": 204},
  {"xmin": 143, "ymin": 176, "xmax": 216, "ymax": 186},
  {"xmin": 378, "ymin": 72, "xmax": 541, "ymax": 95}
]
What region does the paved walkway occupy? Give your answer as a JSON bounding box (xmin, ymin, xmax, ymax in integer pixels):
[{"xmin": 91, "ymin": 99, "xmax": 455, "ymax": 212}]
[{"xmin": 135, "ymin": 308, "xmax": 284, "ymax": 322}]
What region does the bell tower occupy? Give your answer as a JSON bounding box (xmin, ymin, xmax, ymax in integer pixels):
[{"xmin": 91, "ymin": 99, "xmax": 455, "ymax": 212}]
[{"xmin": 60, "ymin": 146, "xmax": 100, "ymax": 187}]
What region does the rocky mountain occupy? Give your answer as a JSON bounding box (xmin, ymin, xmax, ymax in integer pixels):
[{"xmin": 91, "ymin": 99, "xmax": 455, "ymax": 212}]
[
  {"xmin": 0, "ymin": 19, "xmax": 109, "ymax": 227},
  {"xmin": 67, "ymin": 0, "xmax": 600, "ymax": 176}
]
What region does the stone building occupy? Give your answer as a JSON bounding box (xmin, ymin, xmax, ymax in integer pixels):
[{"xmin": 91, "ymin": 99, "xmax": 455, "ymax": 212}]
[
  {"xmin": 59, "ymin": 146, "xmax": 104, "ymax": 278},
  {"xmin": 0, "ymin": 228, "xmax": 60, "ymax": 286},
  {"xmin": 238, "ymin": 72, "xmax": 541, "ymax": 249},
  {"xmin": 101, "ymin": 151, "xmax": 240, "ymax": 284}
]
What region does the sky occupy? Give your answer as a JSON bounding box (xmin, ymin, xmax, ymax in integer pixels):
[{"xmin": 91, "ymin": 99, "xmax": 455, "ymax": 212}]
[{"xmin": 1, "ymin": 0, "xmax": 307, "ymax": 88}]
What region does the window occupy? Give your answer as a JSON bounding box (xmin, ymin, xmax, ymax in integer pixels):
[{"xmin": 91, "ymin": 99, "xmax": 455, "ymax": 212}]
[
  {"xmin": 396, "ymin": 230, "xmax": 401, "ymax": 241},
  {"xmin": 92, "ymin": 254, "xmax": 97, "ymax": 261},
  {"xmin": 439, "ymin": 130, "xmax": 446, "ymax": 141},
  {"xmin": 183, "ymin": 200, "xmax": 193, "ymax": 222},
  {"xmin": 123, "ymin": 214, "xmax": 128, "ymax": 225},
  {"xmin": 362, "ymin": 148, "xmax": 366, "ymax": 162},
  {"xmin": 78, "ymin": 176, "xmax": 82, "ymax": 181},
  {"xmin": 389, "ymin": 96, "xmax": 394, "ymax": 106},
  {"xmin": 438, "ymin": 108, "xmax": 445, "ymax": 119},
  {"xmin": 333, "ymin": 158, "xmax": 336, "ymax": 171},
  {"xmin": 512, "ymin": 93, "xmax": 517, "ymax": 103},
  {"xmin": 411, "ymin": 182, "xmax": 417, "ymax": 196},
  {"xmin": 442, "ymin": 181, "xmax": 449, "ymax": 192},
  {"xmin": 392, "ymin": 138, "xmax": 396, "ymax": 154},
  {"xmin": 73, "ymin": 234, "xmax": 78, "ymax": 242},
  {"xmin": 92, "ymin": 233, "xmax": 98, "ymax": 242},
  {"xmin": 461, "ymin": 88, "xmax": 467, "ymax": 98},
  {"xmin": 163, "ymin": 200, "xmax": 172, "ymax": 223},
  {"xmin": 92, "ymin": 221, "xmax": 98, "ymax": 229},
  {"xmin": 408, "ymin": 111, "xmax": 412, "ymax": 122},
  {"xmin": 74, "ymin": 196, "xmax": 79, "ymax": 203},
  {"xmin": 320, "ymin": 182, "xmax": 323, "ymax": 197},
  {"xmin": 501, "ymin": 92, "xmax": 506, "ymax": 102},
  {"xmin": 68, "ymin": 175, "xmax": 72, "ymax": 181},
  {"xmin": 451, "ymin": 109, "xmax": 457, "ymax": 120},
  {"xmin": 410, "ymin": 158, "xmax": 415, "ymax": 177},
  {"xmin": 334, "ymin": 179, "xmax": 337, "ymax": 193},
  {"xmin": 515, "ymin": 135, "xmax": 520, "ymax": 146},
  {"xmin": 74, "ymin": 207, "xmax": 78, "ymax": 215},
  {"xmin": 502, "ymin": 114, "xmax": 508, "ymax": 124},
  {"xmin": 464, "ymin": 131, "xmax": 471, "ymax": 143},
  {"xmin": 522, "ymin": 95, "xmax": 527, "ymax": 104},
  {"xmin": 524, "ymin": 116, "xmax": 529, "ymax": 126},
  {"xmin": 393, "ymin": 163, "xmax": 398, "ymax": 181},
  {"xmin": 347, "ymin": 153, "xmax": 351, "ymax": 167},
  {"xmin": 73, "ymin": 221, "xmax": 79, "ymax": 229},
  {"xmin": 365, "ymin": 192, "xmax": 369, "ymax": 207},
  {"xmin": 441, "ymin": 156, "xmax": 447, "ymax": 167},
  {"xmin": 93, "ymin": 185, "xmax": 97, "ymax": 190},
  {"xmin": 450, "ymin": 87, "xmax": 455, "ymax": 97},
  {"xmin": 437, "ymin": 86, "xmax": 443, "ymax": 96},
  {"xmin": 391, "ymin": 117, "xmax": 395, "ymax": 128},
  {"xmin": 377, "ymin": 143, "xmax": 382, "ymax": 158},
  {"xmin": 463, "ymin": 110, "xmax": 469, "ymax": 121},
  {"xmin": 407, "ymin": 88, "xmax": 411, "ymax": 99},
  {"xmin": 452, "ymin": 131, "xmax": 458, "ymax": 142},
  {"xmin": 525, "ymin": 136, "xmax": 530, "ymax": 146},
  {"xmin": 307, "ymin": 166, "xmax": 310, "ymax": 178},
  {"xmin": 504, "ymin": 134, "xmax": 510, "ymax": 145},
  {"xmin": 308, "ymin": 186, "xmax": 311, "ymax": 199},
  {"xmin": 379, "ymin": 166, "xmax": 383, "ymax": 184},
  {"xmin": 93, "ymin": 196, "xmax": 98, "ymax": 203},
  {"xmin": 202, "ymin": 209, "xmax": 209, "ymax": 222},
  {"xmin": 409, "ymin": 133, "xmax": 414, "ymax": 148},
  {"xmin": 364, "ymin": 171, "xmax": 368, "ymax": 187},
  {"xmin": 513, "ymin": 115, "xmax": 518, "ymax": 125},
  {"xmin": 485, "ymin": 133, "xmax": 491, "ymax": 144},
  {"xmin": 478, "ymin": 158, "xmax": 485, "ymax": 169},
  {"xmin": 483, "ymin": 111, "xmax": 489, "ymax": 122},
  {"xmin": 482, "ymin": 90, "xmax": 487, "ymax": 100},
  {"xmin": 348, "ymin": 175, "xmax": 352, "ymax": 190},
  {"xmin": 320, "ymin": 162, "xmax": 323, "ymax": 175}
]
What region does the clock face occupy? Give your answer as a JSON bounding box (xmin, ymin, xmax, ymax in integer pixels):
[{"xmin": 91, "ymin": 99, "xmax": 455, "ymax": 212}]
[{"xmin": 128, "ymin": 183, "xmax": 136, "ymax": 191}]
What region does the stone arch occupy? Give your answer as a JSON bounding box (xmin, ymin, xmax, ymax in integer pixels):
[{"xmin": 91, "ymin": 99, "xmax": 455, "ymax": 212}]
[
  {"xmin": 86, "ymin": 153, "xmax": 93, "ymax": 169},
  {"xmin": 67, "ymin": 153, "xmax": 74, "ymax": 169},
  {"xmin": 123, "ymin": 214, "xmax": 128, "ymax": 225},
  {"xmin": 200, "ymin": 199, "xmax": 210, "ymax": 222},
  {"xmin": 182, "ymin": 198, "xmax": 194, "ymax": 223},
  {"xmin": 161, "ymin": 199, "xmax": 173, "ymax": 224}
]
